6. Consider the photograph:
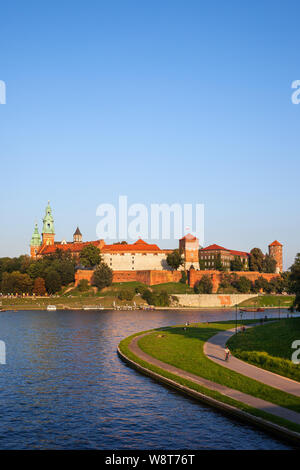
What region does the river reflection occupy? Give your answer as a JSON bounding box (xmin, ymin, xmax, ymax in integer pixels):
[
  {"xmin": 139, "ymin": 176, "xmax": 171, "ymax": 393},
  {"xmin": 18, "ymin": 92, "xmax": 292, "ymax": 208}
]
[{"xmin": 0, "ymin": 309, "xmax": 295, "ymax": 449}]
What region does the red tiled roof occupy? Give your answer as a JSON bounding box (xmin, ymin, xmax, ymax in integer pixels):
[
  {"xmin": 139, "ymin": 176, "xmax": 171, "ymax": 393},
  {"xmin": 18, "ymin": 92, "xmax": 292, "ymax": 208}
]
[
  {"xmin": 269, "ymin": 240, "xmax": 283, "ymax": 247},
  {"xmin": 229, "ymin": 249, "xmax": 249, "ymax": 258},
  {"xmin": 200, "ymin": 244, "xmax": 249, "ymax": 257},
  {"xmin": 102, "ymin": 239, "xmax": 161, "ymax": 253},
  {"xmin": 38, "ymin": 241, "xmax": 99, "ymax": 255},
  {"xmin": 38, "ymin": 239, "xmax": 162, "ymax": 255},
  {"xmin": 200, "ymin": 244, "xmax": 229, "ymax": 251}
]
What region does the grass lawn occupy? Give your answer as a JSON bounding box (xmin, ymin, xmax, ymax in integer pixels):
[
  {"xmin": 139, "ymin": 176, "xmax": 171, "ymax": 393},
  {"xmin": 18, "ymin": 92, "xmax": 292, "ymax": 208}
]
[
  {"xmin": 239, "ymin": 295, "xmax": 295, "ymax": 308},
  {"xmin": 119, "ymin": 321, "xmax": 300, "ymax": 434},
  {"xmin": 136, "ymin": 322, "xmax": 300, "ymax": 414},
  {"xmin": 151, "ymin": 282, "xmax": 194, "ymax": 294},
  {"xmin": 228, "ymin": 319, "xmax": 300, "ymax": 381}
]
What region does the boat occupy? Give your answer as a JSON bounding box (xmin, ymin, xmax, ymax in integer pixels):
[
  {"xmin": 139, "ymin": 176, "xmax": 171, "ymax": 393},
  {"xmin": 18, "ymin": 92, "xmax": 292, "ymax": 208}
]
[
  {"xmin": 239, "ymin": 307, "xmax": 265, "ymax": 313},
  {"xmin": 47, "ymin": 305, "xmax": 57, "ymax": 311}
]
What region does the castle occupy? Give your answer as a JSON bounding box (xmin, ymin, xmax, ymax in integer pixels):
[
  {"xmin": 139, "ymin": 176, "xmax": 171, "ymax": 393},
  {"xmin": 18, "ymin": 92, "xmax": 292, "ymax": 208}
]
[{"xmin": 30, "ymin": 202, "xmax": 283, "ymax": 278}]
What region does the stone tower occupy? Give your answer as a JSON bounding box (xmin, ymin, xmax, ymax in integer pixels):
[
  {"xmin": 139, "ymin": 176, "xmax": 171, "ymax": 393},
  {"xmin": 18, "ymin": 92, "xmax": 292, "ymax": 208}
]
[
  {"xmin": 73, "ymin": 227, "xmax": 82, "ymax": 243},
  {"xmin": 42, "ymin": 201, "xmax": 55, "ymax": 246},
  {"xmin": 268, "ymin": 240, "xmax": 283, "ymax": 273},
  {"xmin": 179, "ymin": 234, "xmax": 200, "ymax": 270},
  {"xmin": 30, "ymin": 223, "xmax": 41, "ymax": 258}
]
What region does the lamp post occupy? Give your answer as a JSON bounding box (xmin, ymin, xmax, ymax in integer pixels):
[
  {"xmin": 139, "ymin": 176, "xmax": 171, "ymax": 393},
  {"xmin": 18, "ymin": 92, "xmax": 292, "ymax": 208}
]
[
  {"xmin": 279, "ymin": 298, "xmax": 281, "ymax": 320},
  {"xmin": 235, "ymin": 304, "xmax": 238, "ymax": 334}
]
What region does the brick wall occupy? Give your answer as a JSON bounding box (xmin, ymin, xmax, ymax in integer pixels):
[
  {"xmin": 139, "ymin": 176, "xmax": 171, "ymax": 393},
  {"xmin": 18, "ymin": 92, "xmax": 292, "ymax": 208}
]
[
  {"xmin": 188, "ymin": 269, "xmax": 279, "ymax": 292},
  {"xmin": 75, "ymin": 269, "xmax": 181, "ymax": 286}
]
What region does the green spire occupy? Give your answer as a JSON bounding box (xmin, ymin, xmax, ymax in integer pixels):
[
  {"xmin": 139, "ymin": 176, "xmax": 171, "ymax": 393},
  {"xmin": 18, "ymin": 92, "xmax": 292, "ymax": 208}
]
[
  {"xmin": 42, "ymin": 201, "xmax": 55, "ymax": 234},
  {"xmin": 31, "ymin": 223, "xmax": 41, "ymax": 247}
]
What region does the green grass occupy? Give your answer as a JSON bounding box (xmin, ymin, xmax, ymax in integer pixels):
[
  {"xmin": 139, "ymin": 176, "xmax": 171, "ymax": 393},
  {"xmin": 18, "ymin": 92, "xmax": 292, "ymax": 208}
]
[
  {"xmin": 136, "ymin": 322, "xmax": 300, "ymax": 414},
  {"xmin": 151, "ymin": 282, "xmax": 194, "ymax": 294},
  {"xmin": 119, "ymin": 325, "xmax": 300, "ymax": 435},
  {"xmin": 239, "ymin": 295, "xmax": 295, "ymax": 308},
  {"xmin": 228, "ymin": 319, "xmax": 300, "ymax": 381}
]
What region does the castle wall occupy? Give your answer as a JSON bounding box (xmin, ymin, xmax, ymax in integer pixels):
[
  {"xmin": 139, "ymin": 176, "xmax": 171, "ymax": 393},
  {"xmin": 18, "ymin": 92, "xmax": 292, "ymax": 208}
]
[
  {"xmin": 175, "ymin": 293, "xmax": 257, "ymax": 308},
  {"xmin": 75, "ymin": 269, "xmax": 181, "ymax": 287},
  {"xmin": 188, "ymin": 270, "xmax": 280, "ymax": 293}
]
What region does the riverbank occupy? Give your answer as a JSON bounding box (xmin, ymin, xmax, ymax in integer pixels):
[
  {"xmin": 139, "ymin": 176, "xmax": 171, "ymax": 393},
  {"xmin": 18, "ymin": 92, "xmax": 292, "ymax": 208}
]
[
  {"xmin": 1, "ymin": 292, "xmax": 294, "ymax": 311},
  {"xmin": 118, "ymin": 320, "xmax": 300, "ymax": 445}
]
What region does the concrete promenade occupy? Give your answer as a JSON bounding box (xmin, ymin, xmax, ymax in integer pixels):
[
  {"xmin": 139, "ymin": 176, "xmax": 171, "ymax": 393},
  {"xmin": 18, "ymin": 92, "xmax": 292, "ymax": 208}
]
[
  {"xmin": 127, "ymin": 332, "xmax": 300, "ymax": 427},
  {"xmin": 204, "ymin": 326, "xmax": 300, "ymax": 397}
]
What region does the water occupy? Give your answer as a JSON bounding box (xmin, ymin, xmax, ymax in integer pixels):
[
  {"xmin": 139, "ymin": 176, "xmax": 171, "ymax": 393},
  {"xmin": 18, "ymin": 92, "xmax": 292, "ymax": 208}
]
[{"xmin": 0, "ymin": 309, "xmax": 294, "ymax": 449}]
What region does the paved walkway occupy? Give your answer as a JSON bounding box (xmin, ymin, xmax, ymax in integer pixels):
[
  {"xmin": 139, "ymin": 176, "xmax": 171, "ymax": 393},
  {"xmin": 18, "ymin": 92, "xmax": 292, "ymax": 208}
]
[
  {"xmin": 128, "ymin": 333, "xmax": 300, "ymax": 426},
  {"xmin": 204, "ymin": 325, "xmax": 300, "ymax": 397}
]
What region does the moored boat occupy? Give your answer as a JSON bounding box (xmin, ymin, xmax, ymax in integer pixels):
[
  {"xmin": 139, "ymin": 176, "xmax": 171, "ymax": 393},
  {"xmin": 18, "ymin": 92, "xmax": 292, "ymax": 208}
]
[{"xmin": 47, "ymin": 305, "xmax": 57, "ymax": 311}]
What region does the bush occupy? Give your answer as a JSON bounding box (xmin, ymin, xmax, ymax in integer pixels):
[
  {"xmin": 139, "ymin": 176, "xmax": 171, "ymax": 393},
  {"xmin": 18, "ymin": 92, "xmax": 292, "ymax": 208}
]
[
  {"xmin": 92, "ymin": 263, "xmax": 113, "ymax": 290},
  {"xmin": 141, "ymin": 288, "xmax": 170, "ymax": 307},
  {"xmin": 118, "ymin": 289, "xmax": 135, "ymax": 301},
  {"xmin": 77, "ymin": 279, "xmax": 90, "ymax": 292},
  {"xmin": 194, "ymin": 275, "xmax": 213, "ymax": 294},
  {"xmin": 180, "ymin": 271, "xmax": 187, "ymax": 284},
  {"xmin": 233, "ymin": 350, "xmax": 300, "ymax": 382}
]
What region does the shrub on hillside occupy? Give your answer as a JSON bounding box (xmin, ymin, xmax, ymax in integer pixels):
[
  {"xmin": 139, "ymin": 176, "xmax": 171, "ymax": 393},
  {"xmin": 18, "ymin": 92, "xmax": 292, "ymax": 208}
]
[
  {"xmin": 118, "ymin": 289, "xmax": 135, "ymax": 301},
  {"xmin": 92, "ymin": 263, "xmax": 113, "ymax": 291},
  {"xmin": 233, "ymin": 349, "xmax": 300, "ymax": 382},
  {"xmin": 194, "ymin": 275, "xmax": 213, "ymax": 294},
  {"xmin": 77, "ymin": 279, "xmax": 90, "ymax": 292}
]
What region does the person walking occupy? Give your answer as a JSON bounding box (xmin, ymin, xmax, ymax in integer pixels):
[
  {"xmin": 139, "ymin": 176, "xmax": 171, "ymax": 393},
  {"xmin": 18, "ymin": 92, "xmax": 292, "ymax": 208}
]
[{"xmin": 224, "ymin": 346, "xmax": 230, "ymax": 361}]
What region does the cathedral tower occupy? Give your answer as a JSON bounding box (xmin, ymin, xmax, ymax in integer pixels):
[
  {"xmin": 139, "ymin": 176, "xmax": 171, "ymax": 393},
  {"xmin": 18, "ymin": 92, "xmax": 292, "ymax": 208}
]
[
  {"xmin": 268, "ymin": 240, "xmax": 283, "ymax": 273},
  {"xmin": 42, "ymin": 201, "xmax": 55, "ymax": 246},
  {"xmin": 73, "ymin": 227, "xmax": 82, "ymax": 243},
  {"xmin": 30, "ymin": 223, "xmax": 41, "ymax": 258}
]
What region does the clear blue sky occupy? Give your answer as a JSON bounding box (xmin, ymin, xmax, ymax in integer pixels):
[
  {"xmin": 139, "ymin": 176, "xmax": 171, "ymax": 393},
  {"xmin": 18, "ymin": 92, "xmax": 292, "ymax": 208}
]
[{"xmin": 0, "ymin": 0, "xmax": 299, "ymax": 269}]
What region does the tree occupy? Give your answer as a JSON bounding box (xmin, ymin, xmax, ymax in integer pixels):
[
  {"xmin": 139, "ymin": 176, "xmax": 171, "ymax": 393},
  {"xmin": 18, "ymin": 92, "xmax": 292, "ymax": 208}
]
[
  {"xmin": 166, "ymin": 249, "xmax": 183, "ymax": 271},
  {"xmin": 249, "ymin": 248, "xmax": 264, "ymax": 272},
  {"xmin": 118, "ymin": 289, "xmax": 135, "ymax": 301},
  {"xmin": 290, "ymin": 253, "xmax": 300, "ymax": 311},
  {"xmin": 230, "ymin": 256, "xmax": 243, "ymax": 271},
  {"xmin": 214, "ymin": 253, "xmax": 225, "ymax": 271},
  {"xmin": 233, "ymin": 276, "xmax": 252, "ymax": 293},
  {"xmin": 253, "ymin": 276, "xmax": 269, "ymax": 293},
  {"xmin": 92, "ymin": 263, "xmax": 113, "ymax": 290},
  {"xmin": 180, "ymin": 271, "xmax": 187, "ymax": 284},
  {"xmin": 1, "ymin": 271, "xmax": 33, "ymax": 294},
  {"xmin": 45, "ymin": 270, "xmax": 62, "ymax": 294},
  {"xmin": 33, "ymin": 277, "xmax": 46, "ymax": 296},
  {"xmin": 218, "ymin": 273, "xmax": 238, "ymax": 293},
  {"xmin": 269, "ymin": 276, "xmax": 285, "ymax": 294},
  {"xmin": 194, "ymin": 275, "xmax": 213, "ymax": 294},
  {"xmin": 79, "ymin": 245, "xmax": 101, "ymax": 268},
  {"xmin": 263, "ymin": 254, "xmax": 277, "ymax": 273},
  {"xmin": 77, "ymin": 279, "xmax": 90, "ymax": 292}
]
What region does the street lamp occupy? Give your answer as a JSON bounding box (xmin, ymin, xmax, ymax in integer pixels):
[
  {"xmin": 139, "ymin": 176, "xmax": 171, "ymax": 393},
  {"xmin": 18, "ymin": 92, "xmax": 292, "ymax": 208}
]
[
  {"xmin": 235, "ymin": 304, "xmax": 238, "ymax": 334},
  {"xmin": 279, "ymin": 298, "xmax": 281, "ymax": 320}
]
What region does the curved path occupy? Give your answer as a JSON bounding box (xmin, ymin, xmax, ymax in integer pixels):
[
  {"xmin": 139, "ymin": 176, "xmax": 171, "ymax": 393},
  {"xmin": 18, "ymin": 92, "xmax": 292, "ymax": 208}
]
[
  {"xmin": 128, "ymin": 333, "xmax": 300, "ymax": 426},
  {"xmin": 204, "ymin": 325, "xmax": 300, "ymax": 397}
]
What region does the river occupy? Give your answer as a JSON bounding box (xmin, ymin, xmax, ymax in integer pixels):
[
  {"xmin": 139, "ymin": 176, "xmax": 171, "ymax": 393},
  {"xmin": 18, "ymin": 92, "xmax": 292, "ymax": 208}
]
[{"xmin": 0, "ymin": 309, "xmax": 294, "ymax": 449}]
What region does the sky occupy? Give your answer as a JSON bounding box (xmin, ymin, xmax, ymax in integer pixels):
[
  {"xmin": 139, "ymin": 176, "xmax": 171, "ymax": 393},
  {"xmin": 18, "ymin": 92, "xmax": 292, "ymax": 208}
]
[{"xmin": 0, "ymin": 0, "xmax": 299, "ymax": 269}]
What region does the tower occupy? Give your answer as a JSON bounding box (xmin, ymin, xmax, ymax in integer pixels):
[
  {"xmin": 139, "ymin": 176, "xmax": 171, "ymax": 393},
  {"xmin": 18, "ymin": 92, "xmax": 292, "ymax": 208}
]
[
  {"xmin": 179, "ymin": 233, "xmax": 200, "ymax": 270},
  {"xmin": 268, "ymin": 240, "xmax": 283, "ymax": 273},
  {"xmin": 42, "ymin": 201, "xmax": 55, "ymax": 246},
  {"xmin": 30, "ymin": 223, "xmax": 41, "ymax": 258},
  {"xmin": 73, "ymin": 227, "xmax": 82, "ymax": 243}
]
